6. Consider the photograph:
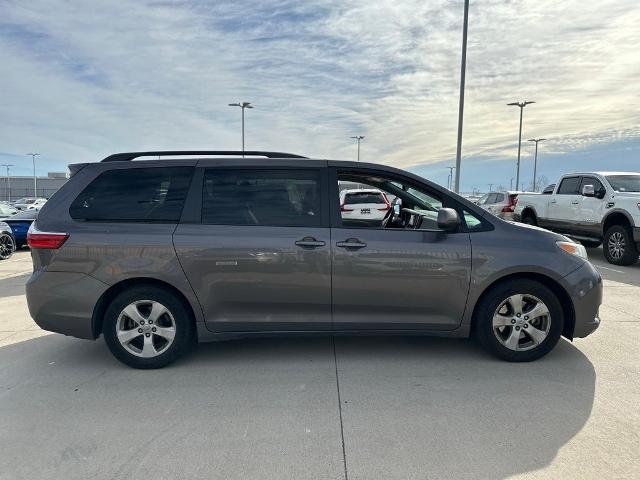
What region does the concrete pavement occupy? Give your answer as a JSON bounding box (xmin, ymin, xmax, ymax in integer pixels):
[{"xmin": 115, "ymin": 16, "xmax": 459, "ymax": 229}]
[{"xmin": 0, "ymin": 250, "xmax": 638, "ymax": 479}]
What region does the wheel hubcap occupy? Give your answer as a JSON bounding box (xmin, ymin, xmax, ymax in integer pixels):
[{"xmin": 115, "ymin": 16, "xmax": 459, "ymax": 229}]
[
  {"xmin": 116, "ymin": 300, "xmax": 176, "ymax": 358},
  {"xmin": 492, "ymin": 294, "xmax": 551, "ymax": 351},
  {"xmin": 608, "ymin": 232, "xmax": 625, "ymax": 259},
  {"xmin": 0, "ymin": 234, "xmax": 15, "ymax": 259}
]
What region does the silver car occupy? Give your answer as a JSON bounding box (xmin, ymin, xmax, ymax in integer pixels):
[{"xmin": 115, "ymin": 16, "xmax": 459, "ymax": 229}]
[{"xmin": 26, "ymin": 151, "xmax": 601, "ymax": 368}]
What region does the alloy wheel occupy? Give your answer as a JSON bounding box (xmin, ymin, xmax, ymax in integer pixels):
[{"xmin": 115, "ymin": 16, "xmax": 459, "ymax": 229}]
[
  {"xmin": 116, "ymin": 300, "xmax": 176, "ymax": 358},
  {"xmin": 0, "ymin": 234, "xmax": 15, "ymax": 260},
  {"xmin": 492, "ymin": 294, "xmax": 551, "ymax": 351},
  {"xmin": 608, "ymin": 232, "xmax": 625, "ymax": 260}
]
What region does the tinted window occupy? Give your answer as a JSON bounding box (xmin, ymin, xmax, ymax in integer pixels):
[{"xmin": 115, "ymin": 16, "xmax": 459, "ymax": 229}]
[
  {"xmin": 580, "ymin": 176, "xmax": 603, "ymax": 193},
  {"xmin": 344, "ymin": 192, "xmax": 386, "ymax": 205},
  {"xmin": 486, "ymin": 193, "xmax": 498, "ymax": 204},
  {"xmin": 495, "ymin": 193, "xmax": 505, "ymax": 203},
  {"xmin": 202, "ymin": 169, "xmax": 322, "ymax": 227},
  {"xmin": 70, "ymin": 167, "xmax": 193, "ymax": 222},
  {"xmin": 557, "ymin": 177, "xmax": 581, "ymax": 195}
]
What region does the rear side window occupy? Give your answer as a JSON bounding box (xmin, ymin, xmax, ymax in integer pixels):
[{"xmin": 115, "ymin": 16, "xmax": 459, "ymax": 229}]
[
  {"xmin": 486, "ymin": 193, "xmax": 498, "ymax": 204},
  {"xmin": 202, "ymin": 169, "xmax": 322, "ymax": 227},
  {"xmin": 557, "ymin": 177, "xmax": 581, "ymax": 195},
  {"xmin": 70, "ymin": 167, "xmax": 193, "ymax": 222},
  {"xmin": 344, "ymin": 192, "xmax": 385, "ymax": 205}
]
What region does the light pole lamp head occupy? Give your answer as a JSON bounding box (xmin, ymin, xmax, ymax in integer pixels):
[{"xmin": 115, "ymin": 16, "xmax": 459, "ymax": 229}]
[
  {"xmin": 507, "ymin": 101, "xmax": 535, "ymax": 108},
  {"xmin": 350, "ymin": 135, "xmax": 365, "ymax": 140},
  {"xmin": 229, "ymin": 102, "xmax": 253, "ymax": 109},
  {"xmin": 527, "ymin": 138, "xmax": 547, "ymax": 143}
]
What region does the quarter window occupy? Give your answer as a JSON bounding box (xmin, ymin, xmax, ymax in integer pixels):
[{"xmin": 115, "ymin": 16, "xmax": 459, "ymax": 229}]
[
  {"xmin": 69, "ymin": 167, "xmax": 193, "ymax": 222},
  {"xmin": 201, "ymin": 169, "xmax": 322, "ymax": 227}
]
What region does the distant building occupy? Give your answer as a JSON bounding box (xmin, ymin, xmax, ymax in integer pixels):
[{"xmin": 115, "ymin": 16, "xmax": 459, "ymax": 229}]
[{"xmin": 0, "ymin": 172, "xmax": 69, "ymax": 201}]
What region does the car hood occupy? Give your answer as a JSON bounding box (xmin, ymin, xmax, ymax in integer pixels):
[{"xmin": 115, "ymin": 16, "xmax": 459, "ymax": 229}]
[{"xmin": 506, "ymin": 220, "xmax": 571, "ymax": 242}]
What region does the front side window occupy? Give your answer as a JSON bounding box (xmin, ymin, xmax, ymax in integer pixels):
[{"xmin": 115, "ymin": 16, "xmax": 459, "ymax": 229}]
[
  {"xmin": 337, "ymin": 171, "xmax": 446, "ymax": 231},
  {"xmin": 202, "ymin": 169, "xmax": 322, "ymax": 227},
  {"xmin": 69, "ymin": 167, "xmax": 193, "ymax": 222}
]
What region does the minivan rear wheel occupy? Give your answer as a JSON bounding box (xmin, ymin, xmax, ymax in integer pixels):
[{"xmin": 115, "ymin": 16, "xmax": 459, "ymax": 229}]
[
  {"xmin": 474, "ymin": 279, "xmax": 563, "ymax": 362},
  {"xmin": 103, "ymin": 286, "xmax": 195, "ymax": 368}
]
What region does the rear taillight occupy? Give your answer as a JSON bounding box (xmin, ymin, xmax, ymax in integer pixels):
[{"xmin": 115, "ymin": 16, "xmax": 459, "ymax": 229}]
[
  {"xmin": 378, "ymin": 194, "xmax": 392, "ymax": 211},
  {"xmin": 27, "ymin": 223, "xmax": 68, "ymax": 249},
  {"xmin": 340, "ymin": 204, "xmax": 354, "ymax": 212},
  {"xmin": 501, "ymin": 195, "xmax": 518, "ymax": 213}
]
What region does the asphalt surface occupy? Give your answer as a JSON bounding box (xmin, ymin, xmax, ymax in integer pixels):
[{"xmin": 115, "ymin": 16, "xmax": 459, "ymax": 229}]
[{"xmin": 1, "ymin": 249, "xmax": 639, "ymax": 480}]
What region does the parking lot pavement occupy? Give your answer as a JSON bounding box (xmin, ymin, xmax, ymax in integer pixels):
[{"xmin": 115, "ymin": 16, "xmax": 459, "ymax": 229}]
[{"xmin": 1, "ymin": 249, "xmax": 639, "ymax": 480}]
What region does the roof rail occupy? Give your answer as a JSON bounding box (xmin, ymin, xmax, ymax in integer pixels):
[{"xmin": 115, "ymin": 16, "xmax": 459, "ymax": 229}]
[{"xmin": 100, "ymin": 151, "xmax": 308, "ymax": 162}]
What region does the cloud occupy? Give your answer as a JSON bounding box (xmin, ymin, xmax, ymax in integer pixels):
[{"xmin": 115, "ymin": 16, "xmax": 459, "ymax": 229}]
[{"xmin": 0, "ymin": 0, "xmax": 638, "ymax": 181}]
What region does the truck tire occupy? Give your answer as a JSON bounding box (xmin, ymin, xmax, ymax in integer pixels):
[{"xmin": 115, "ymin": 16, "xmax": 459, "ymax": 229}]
[
  {"xmin": 522, "ymin": 214, "xmax": 537, "ymax": 226},
  {"xmin": 603, "ymin": 225, "xmax": 639, "ymax": 266}
]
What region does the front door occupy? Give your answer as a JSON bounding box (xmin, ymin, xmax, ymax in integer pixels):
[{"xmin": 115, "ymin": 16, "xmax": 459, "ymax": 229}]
[
  {"xmin": 174, "ymin": 165, "xmax": 332, "ymax": 332},
  {"xmin": 548, "ymin": 176, "xmax": 581, "ymax": 227},
  {"xmin": 329, "ymin": 166, "xmax": 472, "ymax": 331}
]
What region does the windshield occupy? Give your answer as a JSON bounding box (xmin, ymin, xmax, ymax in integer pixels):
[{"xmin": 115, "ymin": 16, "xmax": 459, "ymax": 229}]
[{"xmin": 606, "ymin": 175, "xmax": 640, "ymax": 192}]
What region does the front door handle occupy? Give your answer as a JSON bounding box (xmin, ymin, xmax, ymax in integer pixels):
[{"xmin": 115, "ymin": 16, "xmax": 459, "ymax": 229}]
[
  {"xmin": 571, "ymin": 200, "xmax": 580, "ymax": 205},
  {"xmin": 336, "ymin": 238, "xmax": 367, "ymax": 249},
  {"xmin": 295, "ymin": 237, "xmax": 326, "ymax": 248},
  {"xmin": 550, "ymin": 200, "xmax": 557, "ymax": 204}
]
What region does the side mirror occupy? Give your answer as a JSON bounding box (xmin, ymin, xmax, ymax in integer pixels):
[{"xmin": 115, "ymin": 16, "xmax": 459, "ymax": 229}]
[
  {"xmin": 595, "ymin": 188, "xmax": 606, "ymax": 199},
  {"xmin": 582, "ymin": 184, "xmax": 595, "ymax": 197},
  {"xmin": 437, "ymin": 208, "xmax": 461, "ymax": 232}
]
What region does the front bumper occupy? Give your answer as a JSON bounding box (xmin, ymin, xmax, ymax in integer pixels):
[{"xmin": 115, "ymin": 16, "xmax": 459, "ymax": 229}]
[
  {"xmin": 563, "ymin": 261, "xmax": 603, "ymax": 338},
  {"xmin": 26, "ymin": 270, "xmax": 109, "ymax": 339}
]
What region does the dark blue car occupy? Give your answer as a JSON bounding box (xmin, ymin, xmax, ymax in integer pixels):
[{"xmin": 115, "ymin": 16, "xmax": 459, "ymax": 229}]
[{"xmin": 1, "ymin": 209, "xmax": 38, "ymax": 248}]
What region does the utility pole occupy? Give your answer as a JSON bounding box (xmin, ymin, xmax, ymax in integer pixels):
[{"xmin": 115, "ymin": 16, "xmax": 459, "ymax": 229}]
[
  {"xmin": 350, "ymin": 136, "xmax": 365, "ymax": 162},
  {"xmin": 507, "ymin": 101, "xmax": 535, "ymax": 191},
  {"xmin": 454, "ymin": 0, "xmax": 470, "ymax": 194},
  {"xmin": 27, "ymin": 153, "xmax": 40, "ymax": 196},
  {"xmin": 528, "ymin": 138, "xmax": 546, "ymax": 192},
  {"xmin": 228, "ymin": 102, "xmax": 253, "ymax": 157},
  {"xmin": 1, "ymin": 164, "xmax": 13, "ymax": 202},
  {"xmin": 488, "ymin": 183, "xmax": 493, "ymax": 192}
]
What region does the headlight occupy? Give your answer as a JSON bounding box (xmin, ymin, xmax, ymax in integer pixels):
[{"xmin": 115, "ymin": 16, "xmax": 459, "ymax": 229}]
[{"xmin": 557, "ymin": 241, "xmax": 588, "ymax": 260}]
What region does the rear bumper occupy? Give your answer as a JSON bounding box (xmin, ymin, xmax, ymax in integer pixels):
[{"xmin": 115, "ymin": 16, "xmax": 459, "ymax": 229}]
[
  {"xmin": 26, "ymin": 270, "xmax": 109, "ymax": 339},
  {"xmin": 563, "ymin": 261, "xmax": 603, "ymax": 338}
]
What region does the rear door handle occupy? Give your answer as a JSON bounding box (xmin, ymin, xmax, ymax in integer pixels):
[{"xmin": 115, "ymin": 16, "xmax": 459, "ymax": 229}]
[
  {"xmin": 550, "ymin": 200, "xmax": 557, "ymax": 204},
  {"xmin": 295, "ymin": 237, "xmax": 326, "ymax": 248},
  {"xmin": 336, "ymin": 238, "xmax": 367, "ymax": 249}
]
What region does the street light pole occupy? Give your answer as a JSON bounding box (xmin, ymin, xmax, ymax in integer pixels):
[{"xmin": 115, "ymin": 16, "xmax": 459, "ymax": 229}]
[
  {"xmin": 507, "ymin": 101, "xmax": 535, "ymax": 191},
  {"xmin": 228, "ymin": 102, "xmax": 254, "ymax": 157},
  {"xmin": 527, "ymin": 138, "xmax": 546, "ymax": 192},
  {"xmin": 454, "ymin": 0, "xmax": 470, "ymax": 194},
  {"xmin": 488, "ymin": 183, "xmax": 493, "ymax": 192},
  {"xmin": 350, "ymin": 136, "xmax": 365, "ymax": 162},
  {"xmin": 26, "ymin": 153, "xmax": 40, "ymax": 196},
  {"xmin": 447, "ymin": 167, "xmax": 455, "ymax": 190},
  {"xmin": 1, "ymin": 164, "xmax": 14, "ymax": 202}
]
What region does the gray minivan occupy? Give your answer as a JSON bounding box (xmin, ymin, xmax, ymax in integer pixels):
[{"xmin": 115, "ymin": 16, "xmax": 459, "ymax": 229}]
[{"xmin": 26, "ymin": 151, "xmax": 602, "ymax": 368}]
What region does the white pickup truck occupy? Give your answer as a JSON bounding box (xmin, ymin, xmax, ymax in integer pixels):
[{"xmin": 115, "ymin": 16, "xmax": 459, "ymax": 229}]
[{"xmin": 514, "ymin": 171, "xmax": 640, "ymax": 265}]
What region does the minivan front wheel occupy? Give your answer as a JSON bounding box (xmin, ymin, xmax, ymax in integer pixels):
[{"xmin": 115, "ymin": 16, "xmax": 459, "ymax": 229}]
[
  {"xmin": 475, "ymin": 279, "xmax": 563, "ymax": 362},
  {"xmin": 103, "ymin": 286, "xmax": 194, "ymax": 368}
]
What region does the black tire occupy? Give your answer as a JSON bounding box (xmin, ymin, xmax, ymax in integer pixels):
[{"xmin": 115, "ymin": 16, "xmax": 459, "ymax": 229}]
[
  {"xmin": 474, "ymin": 279, "xmax": 564, "ymax": 362},
  {"xmin": 103, "ymin": 285, "xmax": 195, "ymax": 369},
  {"xmin": 522, "ymin": 214, "xmax": 537, "ymax": 226},
  {"xmin": 0, "ymin": 233, "xmax": 15, "ymax": 260},
  {"xmin": 603, "ymin": 225, "xmax": 639, "ymax": 266},
  {"xmin": 580, "ymin": 239, "xmax": 601, "ymax": 248}
]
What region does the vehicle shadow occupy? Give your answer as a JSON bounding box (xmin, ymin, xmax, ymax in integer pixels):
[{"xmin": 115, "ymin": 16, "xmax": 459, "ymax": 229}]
[
  {"xmin": 586, "ymin": 246, "xmax": 640, "ymax": 287},
  {"xmin": 0, "ymin": 334, "xmax": 595, "ymax": 480},
  {"xmin": 331, "ymin": 335, "xmax": 595, "ymax": 479},
  {"xmin": 0, "ymin": 273, "xmax": 29, "ymax": 298}
]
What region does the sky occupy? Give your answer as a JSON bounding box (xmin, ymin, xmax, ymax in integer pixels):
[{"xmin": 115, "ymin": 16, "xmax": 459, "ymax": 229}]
[{"xmin": 0, "ymin": 0, "xmax": 638, "ymax": 191}]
